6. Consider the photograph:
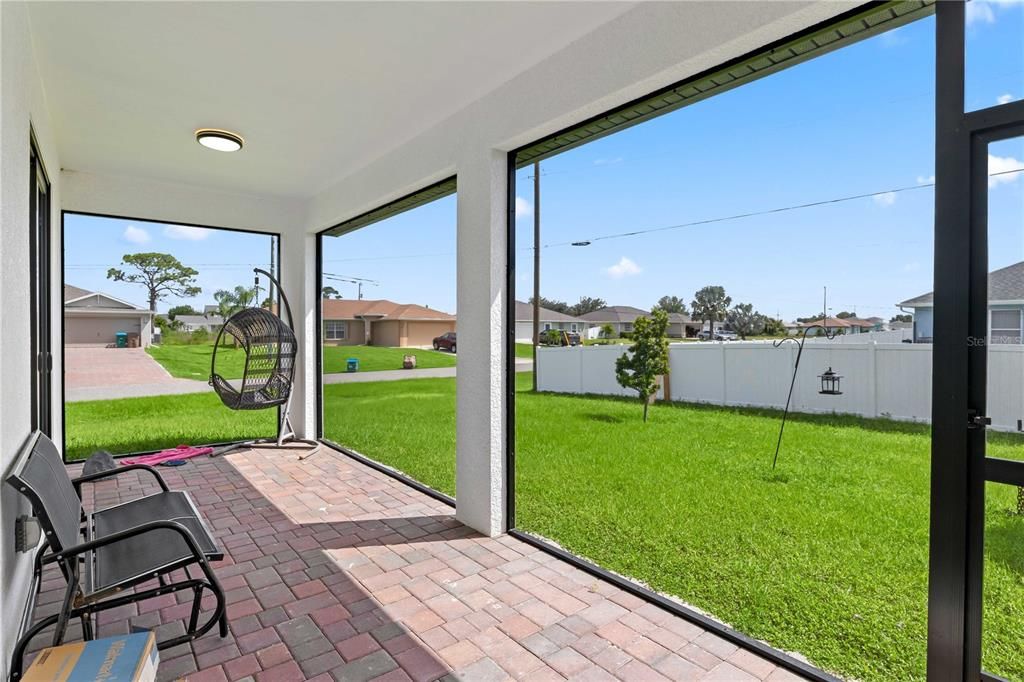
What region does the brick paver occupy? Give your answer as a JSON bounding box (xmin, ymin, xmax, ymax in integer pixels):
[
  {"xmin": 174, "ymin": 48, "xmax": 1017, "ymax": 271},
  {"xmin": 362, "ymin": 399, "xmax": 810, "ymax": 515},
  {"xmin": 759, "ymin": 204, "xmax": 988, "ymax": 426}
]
[{"xmin": 26, "ymin": 447, "xmax": 808, "ymax": 681}]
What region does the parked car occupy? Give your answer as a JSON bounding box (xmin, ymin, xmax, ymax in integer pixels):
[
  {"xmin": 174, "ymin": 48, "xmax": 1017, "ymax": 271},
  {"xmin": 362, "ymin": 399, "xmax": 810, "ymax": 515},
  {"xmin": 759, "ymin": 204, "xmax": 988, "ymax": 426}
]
[
  {"xmin": 541, "ymin": 329, "xmax": 581, "ymax": 346},
  {"xmin": 698, "ymin": 328, "xmax": 737, "ymax": 341},
  {"xmin": 433, "ymin": 331, "xmax": 456, "ymax": 352}
]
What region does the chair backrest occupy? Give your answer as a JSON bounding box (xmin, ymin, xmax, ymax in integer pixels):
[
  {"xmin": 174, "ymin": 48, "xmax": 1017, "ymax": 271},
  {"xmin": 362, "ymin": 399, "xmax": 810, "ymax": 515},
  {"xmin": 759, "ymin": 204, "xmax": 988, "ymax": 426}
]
[{"xmin": 6, "ymin": 431, "xmax": 82, "ymax": 554}]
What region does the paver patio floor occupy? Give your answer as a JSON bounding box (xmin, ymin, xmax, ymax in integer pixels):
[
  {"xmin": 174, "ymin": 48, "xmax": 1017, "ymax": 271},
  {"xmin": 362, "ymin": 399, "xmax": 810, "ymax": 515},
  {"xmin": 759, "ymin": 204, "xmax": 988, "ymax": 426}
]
[{"xmin": 30, "ymin": 446, "xmax": 808, "ymax": 681}]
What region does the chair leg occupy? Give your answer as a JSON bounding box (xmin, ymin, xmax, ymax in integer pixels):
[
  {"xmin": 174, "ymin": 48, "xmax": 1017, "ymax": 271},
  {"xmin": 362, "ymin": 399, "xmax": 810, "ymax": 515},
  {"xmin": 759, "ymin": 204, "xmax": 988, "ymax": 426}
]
[
  {"xmin": 9, "ymin": 613, "xmax": 60, "ymax": 681},
  {"xmin": 80, "ymin": 612, "xmax": 94, "ymax": 641},
  {"xmin": 51, "ymin": 580, "xmax": 78, "ymax": 647}
]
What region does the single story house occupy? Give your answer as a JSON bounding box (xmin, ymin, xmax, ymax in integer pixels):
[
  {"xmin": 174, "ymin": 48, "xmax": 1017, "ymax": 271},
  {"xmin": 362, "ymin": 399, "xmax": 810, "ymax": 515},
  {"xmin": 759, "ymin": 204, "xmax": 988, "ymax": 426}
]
[
  {"xmin": 514, "ymin": 300, "xmax": 585, "ymax": 342},
  {"xmin": 63, "ymin": 284, "xmax": 154, "ymax": 347},
  {"xmin": 899, "ymin": 260, "xmax": 1024, "ymax": 343},
  {"xmin": 165, "ymin": 314, "xmax": 225, "ymax": 334},
  {"xmin": 579, "ymin": 305, "xmax": 700, "ymax": 338},
  {"xmin": 322, "ymin": 298, "xmax": 455, "ymax": 347}
]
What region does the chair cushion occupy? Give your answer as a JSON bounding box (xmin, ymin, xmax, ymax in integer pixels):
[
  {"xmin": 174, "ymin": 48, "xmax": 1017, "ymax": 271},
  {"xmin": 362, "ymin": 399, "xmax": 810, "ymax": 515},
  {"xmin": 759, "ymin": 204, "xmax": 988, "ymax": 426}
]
[{"xmin": 91, "ymin": 491, "xmax": 221, "ymax": 593}]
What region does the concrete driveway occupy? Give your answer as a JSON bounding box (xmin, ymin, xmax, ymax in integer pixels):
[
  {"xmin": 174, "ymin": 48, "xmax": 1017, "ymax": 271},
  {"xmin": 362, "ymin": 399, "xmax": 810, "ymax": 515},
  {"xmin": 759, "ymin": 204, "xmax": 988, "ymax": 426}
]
[{"xmin": 65, "ymin": 346, "xmax": 209, "ymax": 401}]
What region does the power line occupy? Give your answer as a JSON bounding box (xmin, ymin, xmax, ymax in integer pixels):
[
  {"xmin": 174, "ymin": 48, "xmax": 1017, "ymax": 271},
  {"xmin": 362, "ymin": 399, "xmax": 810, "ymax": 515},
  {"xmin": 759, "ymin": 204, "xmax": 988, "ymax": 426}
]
[{"xmin": 541, "ymin": 167, "xmax": 1024, "ymax": 249}]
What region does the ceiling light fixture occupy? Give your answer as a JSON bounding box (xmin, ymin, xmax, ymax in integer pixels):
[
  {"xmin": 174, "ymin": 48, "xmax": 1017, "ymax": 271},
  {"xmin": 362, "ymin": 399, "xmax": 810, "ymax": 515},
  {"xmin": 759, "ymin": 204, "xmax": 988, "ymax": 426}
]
[{"xmin": 195, "ymin": 128, "xmax": 244, "ymax": 152}]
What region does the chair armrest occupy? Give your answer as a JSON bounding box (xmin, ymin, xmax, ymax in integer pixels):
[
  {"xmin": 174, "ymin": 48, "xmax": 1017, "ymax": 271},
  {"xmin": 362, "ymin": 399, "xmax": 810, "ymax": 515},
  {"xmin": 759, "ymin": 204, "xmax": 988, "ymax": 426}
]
[
  {"xmin": 46, "ymin": 519, "xmax": 205, "ymax": 564},
  {"xmin": 72, "ymin": 464, "xmax": 170, "ymax": 494}
]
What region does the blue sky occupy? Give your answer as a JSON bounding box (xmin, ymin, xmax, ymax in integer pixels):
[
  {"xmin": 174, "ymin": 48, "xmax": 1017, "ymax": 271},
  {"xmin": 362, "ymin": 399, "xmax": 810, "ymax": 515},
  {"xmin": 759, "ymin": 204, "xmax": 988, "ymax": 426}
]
[
  {"xmin": 64, "ymin": 214, "xmax": 277, "ymax": 311},
  {"xmin": 67, "ymin": 5, "xmax": 1022, "ymax": 322}
]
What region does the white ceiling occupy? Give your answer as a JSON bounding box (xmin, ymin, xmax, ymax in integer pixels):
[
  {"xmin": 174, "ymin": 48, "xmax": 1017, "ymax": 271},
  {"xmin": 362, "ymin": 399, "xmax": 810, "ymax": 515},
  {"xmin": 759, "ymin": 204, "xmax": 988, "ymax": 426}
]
[{"xmin": 29, "ymin": 2, "xmax": 632, "ymax": 199}]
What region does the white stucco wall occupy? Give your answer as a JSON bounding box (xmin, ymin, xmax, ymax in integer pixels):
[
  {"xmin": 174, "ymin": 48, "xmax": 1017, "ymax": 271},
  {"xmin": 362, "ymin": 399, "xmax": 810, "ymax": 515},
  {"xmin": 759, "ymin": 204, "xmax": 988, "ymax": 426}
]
[{"xmin": 1, "ymin": 2, "xmax": 63, "ymax": 676}]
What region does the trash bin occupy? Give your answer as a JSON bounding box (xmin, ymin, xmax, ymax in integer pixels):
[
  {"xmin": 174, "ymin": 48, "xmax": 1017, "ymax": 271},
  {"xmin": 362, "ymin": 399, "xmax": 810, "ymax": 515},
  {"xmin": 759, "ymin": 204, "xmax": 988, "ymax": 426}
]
[
  {"xmin": 346, "ymin": 358, "xmax": 359, "ymax": 373},
  {"xmin": 115, "ymin": 331, "xmax": 128, "ymax": 348}
]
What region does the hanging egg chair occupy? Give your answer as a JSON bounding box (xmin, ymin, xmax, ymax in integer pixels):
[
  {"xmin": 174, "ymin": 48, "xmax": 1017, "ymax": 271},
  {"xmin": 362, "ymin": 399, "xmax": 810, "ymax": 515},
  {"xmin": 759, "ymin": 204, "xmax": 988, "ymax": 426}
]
[{"xmin": 209, "ymin": 268, "xmax": 318, "ymax": 458}]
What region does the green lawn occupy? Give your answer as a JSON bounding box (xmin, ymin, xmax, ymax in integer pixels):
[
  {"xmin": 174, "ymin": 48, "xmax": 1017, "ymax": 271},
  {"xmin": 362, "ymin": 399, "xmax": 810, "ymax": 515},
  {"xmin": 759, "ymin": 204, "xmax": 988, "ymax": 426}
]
[
  {"xmin": 321, "ymin": 373, "xmax": 1024, "ymax": 682},
  {"xmin": 64, "ymin": 392, "xmax": 275, "ymax": 460},
  {"xmin": 515, "ymin": 343, "xmax": 534, "ymax": 359},
  {"xmin": 322, "ymin": 345, "xmax": 456, "ymax": 373},
  {"xmin": 148, "ymin": 343, "xmax": 456, "ymax": 380}
]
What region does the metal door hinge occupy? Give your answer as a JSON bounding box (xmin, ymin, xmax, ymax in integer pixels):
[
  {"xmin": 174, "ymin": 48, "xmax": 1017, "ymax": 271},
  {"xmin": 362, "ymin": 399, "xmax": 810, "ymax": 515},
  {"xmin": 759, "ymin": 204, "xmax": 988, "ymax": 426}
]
[{"xmin": 968, "ymin": 410, "xmax": 991, "ymax": 429}]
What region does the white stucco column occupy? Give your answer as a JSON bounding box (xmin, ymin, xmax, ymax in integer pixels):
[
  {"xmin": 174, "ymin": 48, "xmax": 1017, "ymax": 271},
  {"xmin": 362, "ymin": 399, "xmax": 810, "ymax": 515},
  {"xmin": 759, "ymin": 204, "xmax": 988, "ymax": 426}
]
[
  {"xmin": 455, "ymin": 149, "xmax": 507, "ymax": 536},
  {"xmin": 280, "ymin": 229, "xmax": 318, "ymax": 440}
]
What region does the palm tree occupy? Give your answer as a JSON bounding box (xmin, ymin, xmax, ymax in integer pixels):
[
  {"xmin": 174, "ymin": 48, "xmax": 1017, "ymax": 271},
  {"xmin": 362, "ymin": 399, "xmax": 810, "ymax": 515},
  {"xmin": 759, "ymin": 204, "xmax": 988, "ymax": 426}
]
[{"xmin": 210, "ymin": 285, "xmax": 257, "ymax": 345}]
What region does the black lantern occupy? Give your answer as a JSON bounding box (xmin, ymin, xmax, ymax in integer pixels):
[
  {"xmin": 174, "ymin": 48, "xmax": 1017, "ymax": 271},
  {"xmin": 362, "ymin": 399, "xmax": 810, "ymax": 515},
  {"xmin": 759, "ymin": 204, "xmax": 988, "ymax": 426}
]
[{"xmin": 818, "ymin": 367, "xmax": 842, "ymax": 395}]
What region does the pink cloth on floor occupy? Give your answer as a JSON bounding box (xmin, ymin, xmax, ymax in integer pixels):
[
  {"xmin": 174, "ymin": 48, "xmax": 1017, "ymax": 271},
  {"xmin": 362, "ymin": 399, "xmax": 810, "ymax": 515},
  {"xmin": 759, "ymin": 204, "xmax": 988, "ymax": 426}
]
[{"xmin": 122, "ymin": 444, "xmax": 214, "ymax": 466}]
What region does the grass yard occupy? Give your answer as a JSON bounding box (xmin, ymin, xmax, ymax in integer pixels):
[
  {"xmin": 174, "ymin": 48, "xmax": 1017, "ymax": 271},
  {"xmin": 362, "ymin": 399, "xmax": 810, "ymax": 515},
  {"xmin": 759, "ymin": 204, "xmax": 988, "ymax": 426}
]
[
  {"xmin": 321, "ymin": 373, "xmax": 1024, "ymax": 681},
  {"xmin": 148, "ymin": 343, "xmax": 456, "ymax": 380},
  {"xmin": 323, "ymin": 378, "xmax": 456, "ymax": 494},
  {"xmin": 515, "ymin": 342, "xmax": 534, "ymax": 359},
  {"xmin": 322, "ymin": 345, "xmax": 456, "ymax": 373},
  {"xmin": 64, "ymin": 392, "xmax": 275, "ymax": 460}
]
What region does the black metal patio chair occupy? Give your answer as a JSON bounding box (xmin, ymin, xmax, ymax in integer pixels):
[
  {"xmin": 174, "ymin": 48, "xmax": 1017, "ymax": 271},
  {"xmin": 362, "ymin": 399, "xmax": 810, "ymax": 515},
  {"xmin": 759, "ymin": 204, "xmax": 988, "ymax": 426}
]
[{"xmin": 6, "ymin": 431, "xmax": 227, "ymax": 681}]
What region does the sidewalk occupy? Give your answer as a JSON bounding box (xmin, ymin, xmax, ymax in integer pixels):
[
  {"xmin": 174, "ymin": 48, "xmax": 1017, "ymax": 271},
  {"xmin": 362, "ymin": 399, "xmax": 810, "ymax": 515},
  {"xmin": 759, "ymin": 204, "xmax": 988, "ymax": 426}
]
[{"xmin": 68, "ymin": 358, "xmax": 534, "ymax": 400}]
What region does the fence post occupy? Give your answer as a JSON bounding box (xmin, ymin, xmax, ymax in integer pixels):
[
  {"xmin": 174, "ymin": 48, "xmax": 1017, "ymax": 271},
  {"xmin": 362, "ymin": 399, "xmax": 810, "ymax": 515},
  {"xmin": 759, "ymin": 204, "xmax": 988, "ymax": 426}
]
[
  {"xmin": 868, "ymin": 341, "xmax": 879, "ymax": 418},
  {"xmin": 720, "ymin": 342, "xmax": 728, "ymax": 405}
]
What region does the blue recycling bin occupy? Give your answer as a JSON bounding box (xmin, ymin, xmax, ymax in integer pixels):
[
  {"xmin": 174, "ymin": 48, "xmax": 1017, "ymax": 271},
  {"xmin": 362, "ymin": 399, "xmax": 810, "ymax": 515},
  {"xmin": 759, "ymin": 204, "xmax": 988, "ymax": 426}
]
[
  {"xmin": 346, "ymin": 358, "xmax": 359, "ymax": 373},
  {"xmin": 115, "ymin": 331, "xmax": 128, "ymax": 348}
]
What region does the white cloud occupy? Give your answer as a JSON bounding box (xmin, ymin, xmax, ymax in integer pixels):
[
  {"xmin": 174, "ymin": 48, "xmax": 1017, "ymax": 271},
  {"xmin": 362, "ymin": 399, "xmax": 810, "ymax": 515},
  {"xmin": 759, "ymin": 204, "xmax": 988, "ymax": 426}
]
[
  {"xmin": 605, "ymin": 256, "xmax": 641, "ymax": 279},
  {"xmin": 515, "ymin": 196, "xmax": 532, "ymax": 219},
  {"xmin": 966, "ymin": 0, "xmax": 996, "ymax": 25},
  {"xmin": 989, "ymin": 153, "xmax": 1024, "ymax": 188},
  {"xmin": 967, "ymin": 0, "xmax": 1022, "ymax": 25},
  {"xmin": 122, "ymin": 224, "xmax": 150, "ymax": 244},
  {"xmin": 873, "ymin": 191, "xmax": 897, "ymax": 207},
  {"xmin": 997, "ymin": 93, "xmax": 1014, "ymax": 105},
  {"xmin": 917, "ymin": 175, "xmax": 935, "ymax": 186},
  {"xmin": 163, "ymin": 224, "xmax": 209, "ymax": 240}
]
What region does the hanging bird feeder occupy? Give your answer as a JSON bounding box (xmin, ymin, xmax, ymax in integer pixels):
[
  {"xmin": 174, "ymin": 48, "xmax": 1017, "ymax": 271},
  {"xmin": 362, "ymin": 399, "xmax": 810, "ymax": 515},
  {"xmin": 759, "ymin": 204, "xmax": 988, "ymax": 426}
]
[{"xmin": 818, "ymin": 367, "xmax": 843, "ymax": 395}]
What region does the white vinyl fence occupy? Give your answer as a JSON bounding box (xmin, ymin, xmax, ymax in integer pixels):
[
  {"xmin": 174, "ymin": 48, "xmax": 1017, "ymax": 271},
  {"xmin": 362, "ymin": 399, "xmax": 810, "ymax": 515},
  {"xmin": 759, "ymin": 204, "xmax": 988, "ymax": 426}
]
[{"xmin": 536, "ymin": 342, "xmax": 1024, "ymax": 432}]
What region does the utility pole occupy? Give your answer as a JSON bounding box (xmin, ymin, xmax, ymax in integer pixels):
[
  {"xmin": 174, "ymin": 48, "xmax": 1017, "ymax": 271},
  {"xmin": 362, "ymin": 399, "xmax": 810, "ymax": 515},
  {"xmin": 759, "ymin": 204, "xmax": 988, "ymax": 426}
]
[
  {"xmin": 532, "ymin": 161, "xmax": 541, "ymax": 391},
  {"xmin": 823, "ymin": 286, "xmax": 827, "ymax": 333},
  {"xmin": 270, "ymin": 237, "xmax": 276, "ymax": 307}
]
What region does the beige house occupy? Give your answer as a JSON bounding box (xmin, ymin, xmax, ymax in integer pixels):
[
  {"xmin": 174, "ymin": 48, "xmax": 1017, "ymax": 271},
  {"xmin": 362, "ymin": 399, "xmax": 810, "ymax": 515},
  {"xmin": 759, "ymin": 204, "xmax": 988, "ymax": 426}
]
[
  {"xmin": 322, "ymin": 299, "xmax": 455, "ymax": 347},
  {"xmin": 63, "ymin": 284, "xmax": 155, "ymax": 347}
]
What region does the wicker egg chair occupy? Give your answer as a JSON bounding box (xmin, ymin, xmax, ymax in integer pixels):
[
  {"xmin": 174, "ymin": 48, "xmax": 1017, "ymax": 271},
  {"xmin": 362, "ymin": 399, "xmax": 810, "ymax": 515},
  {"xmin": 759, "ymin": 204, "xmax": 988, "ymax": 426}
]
[{"xmin": 209, "ymin": 268, "xmax": 318, "ymax": 458}]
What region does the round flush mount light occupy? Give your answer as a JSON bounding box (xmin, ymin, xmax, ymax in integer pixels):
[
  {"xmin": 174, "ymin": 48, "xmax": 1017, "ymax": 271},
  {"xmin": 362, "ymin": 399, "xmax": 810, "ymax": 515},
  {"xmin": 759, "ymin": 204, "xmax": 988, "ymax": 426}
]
[{"xmin": 195, "ymin": 128, "xmax": 244, "ymax": 152}]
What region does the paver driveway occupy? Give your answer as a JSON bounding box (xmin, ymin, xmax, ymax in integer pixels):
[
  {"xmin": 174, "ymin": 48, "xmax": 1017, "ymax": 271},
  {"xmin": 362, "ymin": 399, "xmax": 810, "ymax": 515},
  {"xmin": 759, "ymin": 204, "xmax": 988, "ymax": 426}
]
[{"xmin": 65, "ymin": 346, "xmax": 209, "ymax": 401}]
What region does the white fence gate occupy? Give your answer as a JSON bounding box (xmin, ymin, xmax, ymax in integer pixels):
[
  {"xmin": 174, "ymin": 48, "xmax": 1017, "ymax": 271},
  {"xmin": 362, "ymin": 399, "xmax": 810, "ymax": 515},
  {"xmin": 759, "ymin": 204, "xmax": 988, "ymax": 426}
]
[{"xmin": 535, "ymin": 342, "xmax": 1024, "ymax": 432}]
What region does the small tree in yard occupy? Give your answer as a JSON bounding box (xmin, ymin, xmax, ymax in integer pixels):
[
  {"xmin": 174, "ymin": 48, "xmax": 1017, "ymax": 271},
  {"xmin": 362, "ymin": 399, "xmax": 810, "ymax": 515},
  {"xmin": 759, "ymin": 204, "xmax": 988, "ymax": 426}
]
[
  {"xmin": 615, "ymin": 308, "xmax": 669, "ymax": 423},
  {"xmin": 726, "ymin": 303, "xmax": 765, "ymax": 339},
  {"xmin": 107, "ymin": 253, "xmax": 201, "ymax": 312},
  {"xmin": 599, "ymin": 323, "xmax": 614, "ymax": 339}
]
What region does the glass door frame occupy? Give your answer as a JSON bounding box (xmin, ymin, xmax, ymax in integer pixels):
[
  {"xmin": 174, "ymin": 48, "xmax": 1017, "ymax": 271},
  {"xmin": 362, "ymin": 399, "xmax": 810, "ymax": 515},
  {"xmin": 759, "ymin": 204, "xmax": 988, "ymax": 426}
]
[
  {"xmin": 929, "ymin": 3, "xmax": 1024, "ymax": 680},
  {"xmin": 29, "ymin": 132, "xmax": 52, "ymax": 436}
]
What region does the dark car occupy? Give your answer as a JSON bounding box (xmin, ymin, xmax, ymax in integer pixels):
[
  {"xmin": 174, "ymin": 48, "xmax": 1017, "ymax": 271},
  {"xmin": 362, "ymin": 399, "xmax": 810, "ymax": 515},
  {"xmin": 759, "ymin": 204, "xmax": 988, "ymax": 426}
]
[{"xmin": 433, "ymin": 331, "xmax": 456, "ymax": 352}]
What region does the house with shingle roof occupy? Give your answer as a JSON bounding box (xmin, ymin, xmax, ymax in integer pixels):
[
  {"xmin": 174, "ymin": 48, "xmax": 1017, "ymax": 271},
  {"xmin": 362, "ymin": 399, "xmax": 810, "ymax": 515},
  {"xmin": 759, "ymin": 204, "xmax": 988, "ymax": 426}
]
[
  {"xmin": 321, "ymin": 298, "xmax": 455, "ymax": 347},
  {"xmin": 513, "ymin": 301, "xmax": 585, "ymax": 342},
  {"xmin": 898, "ymin": 261, "xmax": 1024, "ymax": 343},
  {"xmin": 578, "ymin": 305, "xmax": 700, "ymax": 338}
]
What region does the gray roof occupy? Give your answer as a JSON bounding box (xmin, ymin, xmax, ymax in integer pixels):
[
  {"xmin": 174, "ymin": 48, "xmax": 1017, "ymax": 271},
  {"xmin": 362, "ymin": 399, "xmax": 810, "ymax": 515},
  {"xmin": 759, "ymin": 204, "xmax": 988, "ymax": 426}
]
[
  {"xmin": 578, "ymin": 306, "xmax": 694, "ymax": 324},
  {"xmin": 899, "ymin": 261, "xmax": 1024, "ymax": 307},
  {"xmin": 514, "ymin": 300, "xmax": 583, "ymax": 323},
  {"xmin": 64, "ymin": 284, "xmax": 92, "ymax": 301},
  {"xmin": 578, "ymin": 306, "xmax": 649, "ymax": 323}
]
